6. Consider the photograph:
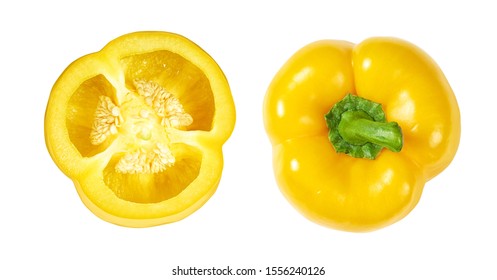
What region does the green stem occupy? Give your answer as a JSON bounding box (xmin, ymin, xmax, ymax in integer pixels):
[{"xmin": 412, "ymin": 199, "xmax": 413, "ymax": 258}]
[
  {"xmin": 324, "ymin": 94, "xmax": 403, "ymax": 159},
  {"xmin": 338, "ymin": 110, "xmax": 402, "ymax": 152}
]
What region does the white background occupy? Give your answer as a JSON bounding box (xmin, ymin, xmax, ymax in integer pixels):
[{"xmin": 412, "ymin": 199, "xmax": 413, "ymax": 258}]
[{"xmin": 1, "ymin": 0, "xmax": 496, "ymax": 279}]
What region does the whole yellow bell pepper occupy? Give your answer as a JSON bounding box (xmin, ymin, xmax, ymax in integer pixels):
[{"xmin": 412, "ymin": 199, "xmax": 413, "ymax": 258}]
[{"xmin": 263, "ymin": 37, "xmax": 460, "ymax": 232}]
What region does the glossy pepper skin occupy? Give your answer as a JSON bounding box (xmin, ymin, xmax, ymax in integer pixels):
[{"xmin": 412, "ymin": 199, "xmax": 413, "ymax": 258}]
[{"xmin": 263, "ymin": 37, "xmax": 460, "ymax": 232}]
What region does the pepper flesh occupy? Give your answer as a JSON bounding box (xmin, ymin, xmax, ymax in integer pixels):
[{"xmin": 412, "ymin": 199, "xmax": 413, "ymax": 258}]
[{"xmin": 263, "ymin": 38, "xmax": 460, "ymax": 232}]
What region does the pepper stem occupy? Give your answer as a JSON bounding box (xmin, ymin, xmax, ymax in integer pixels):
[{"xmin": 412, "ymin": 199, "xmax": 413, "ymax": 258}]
[
  {"xmin": 339, "ymin": 110, "xmax": 402, "ymax": 152},
  {"xmin": 325, "ymin": 94, "xmax": 403, "ymax": 159}
]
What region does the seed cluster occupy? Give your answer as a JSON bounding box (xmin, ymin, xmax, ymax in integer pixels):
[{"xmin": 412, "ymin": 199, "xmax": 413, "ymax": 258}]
[
  {"xmin": 90, "ymin": 96, "xmax": 121, "ymax": 145},
  {"xmin": 134, "ymin": 79, "xmax": 193, "ymax": 129},
  {"xmin": 115, "ymin": 143, "xmax": 175, "ymax": 174}
]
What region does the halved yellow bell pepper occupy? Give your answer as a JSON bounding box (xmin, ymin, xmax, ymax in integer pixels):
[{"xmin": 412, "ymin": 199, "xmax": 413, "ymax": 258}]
[
  {"xmin": 263, "ymin": 37, "xmax": 460, "ymax": 232},
  {"xmin": 45, "ymin": 31, "xmax": 235, "ymax": 227}
]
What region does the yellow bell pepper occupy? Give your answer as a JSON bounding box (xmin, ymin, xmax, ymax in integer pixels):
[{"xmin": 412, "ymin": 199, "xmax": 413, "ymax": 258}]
[
  {"xmin": 45, "ymin": 31, "xmax": 235, "ymax": 227},
  {"xmin": 263, "ymin": 37, "xmax": 460, "ymax": 232}
]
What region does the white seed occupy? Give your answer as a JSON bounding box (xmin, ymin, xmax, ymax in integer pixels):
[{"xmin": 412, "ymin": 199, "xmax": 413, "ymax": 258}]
[
  {"xmin": 140, "ymin": 109, "xmax": 150, "ymax": 119},
  {"xmin": 110, "ymin": 124, "xmax": 117, "ymax": 135},
  {"xmin": 111, "ymin": 107, "xmax": 120, "ymax": 117}
]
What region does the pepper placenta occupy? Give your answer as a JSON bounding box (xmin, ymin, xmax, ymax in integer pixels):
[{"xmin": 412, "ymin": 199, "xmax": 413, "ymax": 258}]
[{"xmin": 263, "ymin": 37, "xmax": 460, "ymax": 232}]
